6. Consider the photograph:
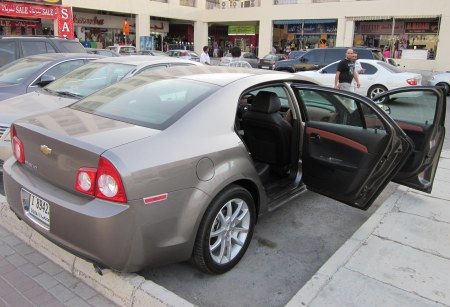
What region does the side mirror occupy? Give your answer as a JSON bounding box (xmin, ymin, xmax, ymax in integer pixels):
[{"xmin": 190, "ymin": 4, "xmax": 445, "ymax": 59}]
[
  {"xmin": 38, "ymin": 75, "xmax": 56, "ymax": 87},
  {"xmin": 321, "ymin": 70, "xmax": 327, "ymax": 74}
]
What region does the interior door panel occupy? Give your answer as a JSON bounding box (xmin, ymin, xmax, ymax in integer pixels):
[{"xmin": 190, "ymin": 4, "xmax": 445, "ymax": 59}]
[{"xmin": 304, "ymin": 121, "xmax": 389, "ymax": 199}]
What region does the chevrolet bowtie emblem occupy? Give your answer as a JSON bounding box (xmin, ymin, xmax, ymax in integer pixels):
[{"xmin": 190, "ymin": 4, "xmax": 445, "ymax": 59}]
[{"xmin": 40, "ymin": 145, "xmax": 52, "ymax": 155}]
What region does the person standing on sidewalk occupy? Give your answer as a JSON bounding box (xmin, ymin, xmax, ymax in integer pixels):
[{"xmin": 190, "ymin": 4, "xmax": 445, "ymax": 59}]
[
  {"xmin": 334, "ymin": 48, "xmax": 360, "ymax": 92},
  {"xmin": 200, "ymin": 46, "xmax": 211, "ymax": 65}
]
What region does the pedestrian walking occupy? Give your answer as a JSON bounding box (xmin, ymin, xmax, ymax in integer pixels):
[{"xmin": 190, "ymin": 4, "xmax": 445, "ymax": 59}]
[
  {"xmin": 200, "ymin": 46, "xmax": 211, "ymax": 65},
  {"xmin": 213, "ymin": 41, "xmax": 219, "ymax": 57},
  {"xmin": 334, "ymin": 48, "xmax": 360, "ymax": 92}
]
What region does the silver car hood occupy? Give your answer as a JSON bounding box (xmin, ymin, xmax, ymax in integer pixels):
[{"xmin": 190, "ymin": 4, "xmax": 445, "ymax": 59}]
[{"xmin": 0, "ymin": 90, "xmax": 75, "ymax": 125}]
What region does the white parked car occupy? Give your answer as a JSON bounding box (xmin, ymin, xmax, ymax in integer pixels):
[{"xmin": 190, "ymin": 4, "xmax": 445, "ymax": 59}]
[
  {"xmin": 428, "ymin": 72, "xmax": 450, "ymax": 95},
  {"xmin": 296, "ymin": 59, "xmax": 422, "ymax": 99},
  {"xmin": 220, "ymin": 52, "xmax": 259, "ymax": 68}
]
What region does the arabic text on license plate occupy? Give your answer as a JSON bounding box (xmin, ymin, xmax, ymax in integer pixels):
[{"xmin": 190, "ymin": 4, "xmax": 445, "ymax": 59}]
[{"xmin": 29, "ymin": 194, "xmax": 50, "ymax": 226}]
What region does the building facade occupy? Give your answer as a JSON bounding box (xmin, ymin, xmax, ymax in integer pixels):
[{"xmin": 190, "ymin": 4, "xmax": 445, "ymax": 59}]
[{"xmin": 2, "ymin": 0, "xmax": 449, "ymax": 71}]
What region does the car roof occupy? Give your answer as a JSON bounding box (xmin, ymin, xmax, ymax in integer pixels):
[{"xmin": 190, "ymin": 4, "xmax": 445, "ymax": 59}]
[
  {"xmin": 92, "ymin": 55, "xmax": 202, "ymax": 66},
  {"xmin": 18, "ymin": 53, "xmax": 103, "ymax": 61},
  {"xmin": 147, "ymin": 65, "xmax": 319, "ymax": 86}
]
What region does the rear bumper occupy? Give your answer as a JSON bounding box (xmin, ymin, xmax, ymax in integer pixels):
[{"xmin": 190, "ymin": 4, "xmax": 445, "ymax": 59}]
[{"xmin": 3, "ymin": 158, "xmax": 211, "ymax": 272}]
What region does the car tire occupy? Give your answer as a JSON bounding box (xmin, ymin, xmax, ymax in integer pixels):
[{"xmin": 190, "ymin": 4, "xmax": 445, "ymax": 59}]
[
  {"xmin": 368, "ymin": 85, "xmax": 388, "ymax": 100},
  {"xmin": 436, "ymin": 82, "xmax": 450, "ymax": 95},
  {"xmin": 192, "ymin": 185, "xmax": 255, "ymax": 274}
]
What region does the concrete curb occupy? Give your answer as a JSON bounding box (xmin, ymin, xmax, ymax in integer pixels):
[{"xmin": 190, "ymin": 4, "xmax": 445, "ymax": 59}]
[
  {"xmin": 286, "ymin": 149, "xmax": 450, "ymax": 306},
  {"xmin": 0, "ymin": 194, "xmax": 193, "ymax": 307}
]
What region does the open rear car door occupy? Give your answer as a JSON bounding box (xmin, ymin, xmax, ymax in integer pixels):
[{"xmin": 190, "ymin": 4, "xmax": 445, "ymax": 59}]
[{"xmin": 291, "ymin": 85, "xmax": 445, "ymax": 210}]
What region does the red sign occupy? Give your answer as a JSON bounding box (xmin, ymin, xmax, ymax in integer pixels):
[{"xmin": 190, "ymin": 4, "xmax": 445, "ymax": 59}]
[
  {"xmin": 4, "ymin": 0, "xmax": 62, "ymax": 5},
  {"xmin": 0, "ymin": 19, "xmax": 40, "ymax": 28},
  {"xmin": 0, "ymin": 2, "xmax": 74, "ymax": 38}
]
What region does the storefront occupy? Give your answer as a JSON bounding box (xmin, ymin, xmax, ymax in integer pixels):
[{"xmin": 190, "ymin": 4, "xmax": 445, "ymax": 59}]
[
  {"xmin": 73, "ymin": 12, "xmax": 136, "ymax": 48},
  {"xmin": 273, "ymin": 19, "xmax": 338, "ymax": 52},
  {"xmin": 0, "ymin": 0, "xmax": 74, "ymax": 38},
  {"xmin": 227, "ymin": 25, "xmax": 258, "ymax": 54},
  {"xmin": 353, "ymin": 17, "xmax": 440, "ymax": 60}
]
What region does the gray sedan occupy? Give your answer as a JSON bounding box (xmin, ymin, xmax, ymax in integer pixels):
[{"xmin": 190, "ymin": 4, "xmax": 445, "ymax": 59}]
[
  {"xmin": 3, "ymin": 66, "xmax": 445, "ymax": 274},
  {"xmin": 0, "ymin": 56, "xmax": 202, "ymax": 172},
  {"xmin": 0, "ymin": 53, "xmax": 103, "ymax": 102}
]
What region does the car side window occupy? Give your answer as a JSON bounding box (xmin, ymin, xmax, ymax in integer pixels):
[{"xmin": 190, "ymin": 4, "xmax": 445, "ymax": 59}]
[
  {"xmin": 0, "ymin": 41, "xmax": 16, "ymax": 67},
  {"xmin": 44, "ymin": 59, "xmax": 86, "ymax": 79},
  {"xmin": 135, "ymin": 64, "xmax": 168, "ymax": 75},
  {"xmin": 21, "ymin": 41, "xmax": 55, "ymax": 57},
  {"xmin": 301, "ymin": 49, "xmax": 325, "ymax": 63},
  {"xmin": 373, "ymin": 91, "xmax": 437, "ymax": 126},
  {"xmin": 296, "ymin": 88, "xmax": 386, "ymax": 129},
  {"xmin": 360, "ymin": 63, "xmax": 377, "ymax": 75},
  {"xmin": 322, "ymin": 63, "xmax": 338, "ymax": 74},
  {"xmin": 324, "ymin": 49, "xmax": 343, "ymax": 63}
]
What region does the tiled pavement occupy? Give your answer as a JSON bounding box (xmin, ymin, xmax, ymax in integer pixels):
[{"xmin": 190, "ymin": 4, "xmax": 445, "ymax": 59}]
[{"xmin": 0, "ymin": 225, "xmax": 117, "ymax": 307}]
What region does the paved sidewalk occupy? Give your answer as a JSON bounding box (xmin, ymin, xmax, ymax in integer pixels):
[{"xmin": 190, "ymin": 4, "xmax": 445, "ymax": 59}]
[
  {"xmin": 287, "ymin": 150, "xmax": 450, "ymax": 307},
  {"xmin": 0, "ymin": 223, "xmax": 117, "ymax": 306}
]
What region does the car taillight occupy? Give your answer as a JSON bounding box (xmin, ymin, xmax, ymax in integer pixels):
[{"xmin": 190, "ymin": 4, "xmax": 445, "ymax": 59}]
[
  {"xmin": 11, "ymin": 125, "xmax": 25, "ymax": 164},
  {"xmin": 407, "ymin": 79, "xmax": 418, "ymax": 86},
  {"xmin": 75, "ymin": 157, "xmax": 127, "ymax": 203}
]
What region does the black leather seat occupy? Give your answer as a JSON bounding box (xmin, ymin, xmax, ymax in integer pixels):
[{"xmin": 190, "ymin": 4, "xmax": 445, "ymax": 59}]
[{"xmin": 242, "ymin": 91, "xmax": 292, "ymax": 175}]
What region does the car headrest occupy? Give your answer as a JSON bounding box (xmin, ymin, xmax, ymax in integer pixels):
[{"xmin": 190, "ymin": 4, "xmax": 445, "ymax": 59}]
[{"xmin": 251, "ymin": 91, "xmax": 281, "ymax": 114}]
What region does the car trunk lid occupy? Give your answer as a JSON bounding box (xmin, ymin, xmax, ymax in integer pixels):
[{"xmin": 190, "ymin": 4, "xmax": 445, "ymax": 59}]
[{"xmin": 13, "ymin": 108, "xmax": 160, "ymax": 192}]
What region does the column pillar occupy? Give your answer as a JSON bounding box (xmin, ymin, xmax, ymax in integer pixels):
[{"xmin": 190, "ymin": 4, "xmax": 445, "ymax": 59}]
[
  {"xmin": 194, "ymin": 20, "xmax": 208, "ymax": 56},
  {"xmin": 136, "ymin": 14, "xmax": 150, "ymax": 50},
  {"xmin": 258, "ymin": 19, "xmax": 273, "ymax": 58}
]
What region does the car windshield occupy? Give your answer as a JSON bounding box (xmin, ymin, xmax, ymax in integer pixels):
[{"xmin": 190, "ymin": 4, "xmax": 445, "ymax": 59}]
[
  {"xmin": 46, "ymin": 62, "xmax": 135, "ymax": 98},
  {"xmin": 377, "ymin": 61, "xmax": 403, "ymax": 73},
  {"xmin": 71, "ymin": 75, "xmax": 219, "ymax": 130},
  {"xmin": 0, "ymin": 57, "xmax": 52, "ymax": 84}
]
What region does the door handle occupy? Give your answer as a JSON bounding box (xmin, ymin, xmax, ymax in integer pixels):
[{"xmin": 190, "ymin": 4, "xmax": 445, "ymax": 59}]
[{"xmin": 310, "ymin": 133, "xmax": 321, "ymax": 141}]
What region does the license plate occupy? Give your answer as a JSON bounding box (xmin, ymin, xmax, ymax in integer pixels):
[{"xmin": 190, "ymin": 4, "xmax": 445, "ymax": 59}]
[
  {"xmin": 261, "ymin": 66, "xmax": 269, "ymax": 69},
  {"xmin": 28, "ymin": 193, "xmax": 50, "ymax": 227}
]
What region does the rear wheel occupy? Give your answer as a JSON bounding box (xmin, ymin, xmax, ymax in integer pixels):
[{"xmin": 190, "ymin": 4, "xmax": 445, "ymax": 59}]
[
  {"xmin": 192, "ymin": 185, "xmax": 255, "ymax": 274},
  {"xmin": 368, "ymin": 85, "xmax": 388, "ymax": 100},
  {"xmin": 436, "ymin": 82, "xmax": 449, "ymax": 95}
]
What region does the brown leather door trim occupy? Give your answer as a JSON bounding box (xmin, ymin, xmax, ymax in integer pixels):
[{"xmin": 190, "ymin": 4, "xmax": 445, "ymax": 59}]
[{"xmin": 306, "ymin": 127, "xmax": 369, "ymax": 154}]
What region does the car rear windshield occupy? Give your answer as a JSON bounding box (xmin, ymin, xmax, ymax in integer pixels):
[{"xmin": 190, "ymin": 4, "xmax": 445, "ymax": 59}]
[
  {"xmin": 0, "ymin": 57, "xmax": 53, "ymax": 84},
  {"xmin": 263, "ymin": 54, "xmax": 278, "ymax": 60},
  {"xmin": 71, "ymin": 75, "xmax": 219, "ymax": 130},
  {"xmin": 46, "ymin": 62, "xmax": 135, "ymax": 97}
]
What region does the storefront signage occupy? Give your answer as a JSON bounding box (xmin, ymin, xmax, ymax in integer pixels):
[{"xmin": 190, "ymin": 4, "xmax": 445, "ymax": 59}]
[
  {"xmin": 4, "ymin": 0, "xmax": 62, "ymax": 5},
  {"xmin": 228, "ymin": 25, "xmax": 255, "ymax": 35},
  {"xmin": 357, "ymin": 21, "xmax": 405, "ymax": 35},
  {"xmin": 150, "ymin": 20, "xmax": 169, "ymax": 33},
  {"xmin": 73, "ymin": 15, "xmax": 105, "ymax": 26},
  {"xmin": 405, "ymin": 22, "xmax": 438, "ymax": 33},
  {"xmin": 288, "ymin": 23, "xmax": 337, "ymax": 34},
  {"xmin": 0, "ymin": 2, "xmax": 74, "ymax": 38},
  {"xmin": 0, "ymin": 19, "xmax": 40, "ymax": 28}
]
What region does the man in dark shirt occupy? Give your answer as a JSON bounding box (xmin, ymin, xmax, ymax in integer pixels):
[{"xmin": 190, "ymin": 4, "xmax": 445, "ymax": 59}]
[{"xmin": 334, "ymin": 48, "xmax": 360, "ymax": 92}]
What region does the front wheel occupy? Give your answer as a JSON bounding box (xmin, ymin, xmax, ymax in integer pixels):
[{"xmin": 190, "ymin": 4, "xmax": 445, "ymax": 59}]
[
  {"xmin": 368, "ymin": 85, "xmax": 388, "ymax": 100},
  {"xmin": 192, "ymin": 185, "xmax": 256, "ymax": 274}
]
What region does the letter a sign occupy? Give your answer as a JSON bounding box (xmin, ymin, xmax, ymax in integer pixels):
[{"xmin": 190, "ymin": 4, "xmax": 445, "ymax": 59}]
[{"xmin": 57, "ymin": 7, "xmax": 74, "ymax": 39}]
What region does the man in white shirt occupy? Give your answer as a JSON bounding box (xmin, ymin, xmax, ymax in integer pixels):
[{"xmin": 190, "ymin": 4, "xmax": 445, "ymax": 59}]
[{"xmin": 200, "ymin": 46, "xmax": 211, "ymax": 65}]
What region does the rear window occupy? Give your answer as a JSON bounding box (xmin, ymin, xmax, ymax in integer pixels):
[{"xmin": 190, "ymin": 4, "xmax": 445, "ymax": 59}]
[
  {"xmin": 46, "ymin": 62, "xmax": 135, "ymax": 97},
  {"xmin": 0, "ymin": 57, "xmax": 52, "ymax": 84},
  {"xmin": 377, "ymin": 61, "xmax": 403, "ymax": 73},
  {"xmin": 0, "ymin": 41, "xmax": 16, "ymax": 67},
  {"xmin": 263, "ymin": 54, "xmax": 278, "ymax": 60},
  {"xmin": 71, "ymin": 75, "xmax": 219, "ymax": 130}
]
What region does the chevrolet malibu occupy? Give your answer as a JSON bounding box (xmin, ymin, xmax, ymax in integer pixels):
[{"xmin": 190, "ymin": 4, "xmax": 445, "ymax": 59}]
[{"xmin": 3, "ymin": 66, "xmax": 445, "ymax": 274}]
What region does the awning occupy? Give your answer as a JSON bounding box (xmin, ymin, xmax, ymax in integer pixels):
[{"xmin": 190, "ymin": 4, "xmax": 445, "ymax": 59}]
[
  {"xmin": 348, "ymin": 15, "xmax": 439, "ymax": 21},
  {"xmin": 273, "ymin": 19, "xmax": 337, "ymax": 25}
]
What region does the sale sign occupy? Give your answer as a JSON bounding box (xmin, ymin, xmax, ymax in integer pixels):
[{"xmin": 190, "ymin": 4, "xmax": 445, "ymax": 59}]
[{"xmin": 0, "ymin": 2, "xmax": 74, "ymax": 38}]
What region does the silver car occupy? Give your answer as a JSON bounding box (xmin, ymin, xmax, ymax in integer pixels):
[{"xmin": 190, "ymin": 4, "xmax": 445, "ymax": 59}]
[
  {"xmin": 3, "ymin": 66, "xmax": 445, "ymax": 274},
  {"xmin": 428, "ymin": 72, "xmax": 450, "ymax": 95},
  {"xmin": 0, "ymin": 56, "xmax": 202, "ymax": 172},
  {"xmin": 220, "ymin": 52, "xmax": 259, "ymax": 68}
]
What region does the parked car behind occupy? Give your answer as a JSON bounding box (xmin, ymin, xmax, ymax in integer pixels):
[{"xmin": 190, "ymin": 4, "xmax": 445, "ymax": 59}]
[
  {"xmin": 3, "ymin": 66, "xmax": 445, "ymax": 275},
  {"xmin": 0, "ymin": 36, "xmax": 87, "ymax": 67},
  {"xmin": 0, "ymin": 53, "xmax": 103, "ymax": 102},
  {"xmin": 275, "ymin": 47, "xmax": 382, "ymax": 73},
  {"xmin": 428, "ymin": 72, "xmax": 450, "ymax": 95},
  {"xmin": 166, "ymin": 49, "xmax": 200, "ymax": 62},
  {"xmin": 220, "ymin": 51, "xmax": 259, "ymax": 68},
  {"xmin": 0, "ymin": 56, "xmax": 202, "ymax": 172},
  {"xmin": 287, "ymin": 50, "xmax": 307, "ymax": 60},
  {"xmin": 295, "ymin": 59, "xmax": 422, "ymax": 99},
  {"xmin": 258, "ymin": 53, "xmax": 286, "ymax": 70},
  {"xmin": 106, "ymin": 45, "xmax": 137, "ymax": 55},
  {"xmin": 85, "ymin": 48, "xmax": 121, "ymax": 57},
  {"xmin": 137, "ymin": 50, "xmax": 169, "ymax": 56}
]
